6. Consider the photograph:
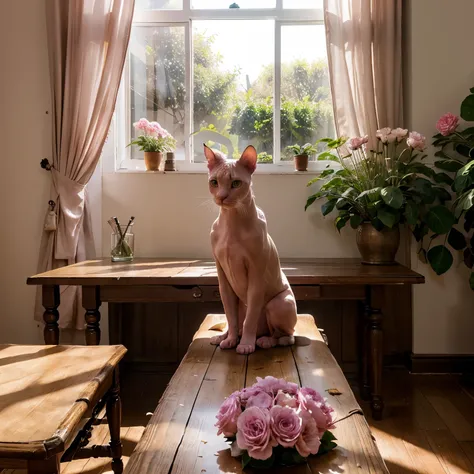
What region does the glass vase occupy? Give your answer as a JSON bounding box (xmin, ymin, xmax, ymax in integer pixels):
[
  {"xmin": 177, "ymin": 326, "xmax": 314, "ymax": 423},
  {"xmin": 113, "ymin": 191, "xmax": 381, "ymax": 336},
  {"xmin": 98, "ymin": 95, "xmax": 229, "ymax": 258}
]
[{"xmin": 111, "ymin": 225, "xmax": 134, "ymax": 262}]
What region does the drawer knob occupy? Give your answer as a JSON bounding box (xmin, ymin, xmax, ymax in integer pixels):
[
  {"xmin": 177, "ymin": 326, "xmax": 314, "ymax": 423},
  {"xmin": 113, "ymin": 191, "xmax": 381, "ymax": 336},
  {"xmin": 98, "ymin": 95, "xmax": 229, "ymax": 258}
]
[{"xmin": 192, "ymin": 287, "xmax": 203, "ymax": 299}]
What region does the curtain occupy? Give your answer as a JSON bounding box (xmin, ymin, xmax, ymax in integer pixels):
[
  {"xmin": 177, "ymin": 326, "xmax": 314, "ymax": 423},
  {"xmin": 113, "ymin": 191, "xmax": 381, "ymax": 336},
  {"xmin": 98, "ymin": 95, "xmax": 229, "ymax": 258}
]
[
  {"xmin": 35, "ymin": 0, "xmax": 135, "ymax": 329},
  {"xmin": 324, "ymin": 0, "xmax": 403, "ymax": 146}
]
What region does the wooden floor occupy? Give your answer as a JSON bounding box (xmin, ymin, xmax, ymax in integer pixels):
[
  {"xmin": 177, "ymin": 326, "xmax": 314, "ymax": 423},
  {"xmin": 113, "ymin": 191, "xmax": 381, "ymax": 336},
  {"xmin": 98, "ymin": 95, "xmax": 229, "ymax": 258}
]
[{"xmin": 2, "ymin": 369, "xmax": 474, "ymax": 473}]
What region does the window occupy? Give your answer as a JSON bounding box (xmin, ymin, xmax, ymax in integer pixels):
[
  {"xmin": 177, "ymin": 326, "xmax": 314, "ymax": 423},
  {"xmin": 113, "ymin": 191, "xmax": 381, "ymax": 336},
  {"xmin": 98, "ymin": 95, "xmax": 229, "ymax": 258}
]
[{"xmin": 115, "ymin": 1, "xmax": 334, "ymax": 172}]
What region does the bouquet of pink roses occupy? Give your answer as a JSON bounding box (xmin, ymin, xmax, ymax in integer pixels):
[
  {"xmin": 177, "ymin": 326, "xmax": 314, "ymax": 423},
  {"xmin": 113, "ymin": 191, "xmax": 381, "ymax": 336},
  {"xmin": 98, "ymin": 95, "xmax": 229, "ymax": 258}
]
[{"xmin": 215, "ymin": 376, "xmax": 337, "ymax": 469}]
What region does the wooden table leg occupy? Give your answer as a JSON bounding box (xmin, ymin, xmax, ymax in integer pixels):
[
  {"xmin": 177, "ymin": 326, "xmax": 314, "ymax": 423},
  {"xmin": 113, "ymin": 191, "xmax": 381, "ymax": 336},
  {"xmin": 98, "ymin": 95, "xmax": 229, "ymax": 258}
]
[
  {"xmin": 28, "ymin": 454, "xmax": 60, "ymax": 473},
  {"xmin": 42, "ymin": 285, "xmax": 60, "ymax": 345},
  {"xmin": 358, "ymin": 300, "xmax": 371, "ymax": 401},
  {"xmin": 82, "ymin": 286, "xmax": 101, "ymax": 345},
  {"xmin": 107, "ymin": 369, "xmax": 123, "ymax": 474}
]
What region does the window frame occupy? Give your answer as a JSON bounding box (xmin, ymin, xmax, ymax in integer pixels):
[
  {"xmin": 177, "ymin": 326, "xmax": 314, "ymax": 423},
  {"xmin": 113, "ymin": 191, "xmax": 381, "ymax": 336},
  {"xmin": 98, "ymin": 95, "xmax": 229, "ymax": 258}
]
[{"xmin": 114, "ymin": 0, "xmax": 330, "ymax": 173}]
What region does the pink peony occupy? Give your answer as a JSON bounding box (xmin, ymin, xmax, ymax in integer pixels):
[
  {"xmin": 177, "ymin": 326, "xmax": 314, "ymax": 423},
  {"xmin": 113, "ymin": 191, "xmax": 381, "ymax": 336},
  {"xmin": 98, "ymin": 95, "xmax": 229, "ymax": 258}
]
[
  {"xmin": 376, "ymin": 127, "xmax": 392, "ymax": 144},
  {"xmin": 436, "ymin": 113, "xmax": 459, "ymax": 136},
  {"xmin": 255, "ymin": 376, "xmax": 298, "ymax": 396},
  {"xmin": 215, "ymin": 391, "xmax": 242, "ymax": 437},
  {"xmin": 407, "ymin": 131, "xmax": 426, "ymax": 151},
  {"xmin": 295, "ymin": 411, "xmax": 321, "ymax": 458},
  {"xmin": 246, "ymin": 391, "xmax": 274, "ymax": 410},
  {"xmin": 270, "ymin": 405, "xmax": 302, "ymax": 448},
  {"xmin": 274, "ymin": 390, "xmax": 299, "ymax": 409},
  {"xmin": 347, "ymin": 135, "xmax": 369, "ymax": 150},
  {"xmin": 391, "ymin": 128, "xmax": 408, "ymax": 142},
  {"xmin": 236, "ymin": 407, "xmax": 277, "ymax": 460}
]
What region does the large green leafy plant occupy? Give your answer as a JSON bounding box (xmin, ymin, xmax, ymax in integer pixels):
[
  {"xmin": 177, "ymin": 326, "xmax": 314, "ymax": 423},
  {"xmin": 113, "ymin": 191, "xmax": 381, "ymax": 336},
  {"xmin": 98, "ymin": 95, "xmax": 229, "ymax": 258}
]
[
  {"xmin": 305, "ymin": 130, "xmax": 453, "ymax": 236},
  {"xmin": 416, "ymin": 87, "xmax": 474, "ymax": 287}
]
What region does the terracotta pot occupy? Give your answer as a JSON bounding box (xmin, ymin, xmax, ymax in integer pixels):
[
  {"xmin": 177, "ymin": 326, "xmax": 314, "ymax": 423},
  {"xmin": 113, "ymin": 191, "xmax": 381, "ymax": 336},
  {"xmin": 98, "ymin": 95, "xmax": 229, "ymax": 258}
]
[
  {"xmin": 144, "ymin": 151, "xmax": 163, "ymax": 171},
  {"xmin": 294, "ymin": 154, "xmax": 309, "ymax": 171},
  {"xmin": 356, "ymin": 222, "xmax": 400, "ymax": 265}
]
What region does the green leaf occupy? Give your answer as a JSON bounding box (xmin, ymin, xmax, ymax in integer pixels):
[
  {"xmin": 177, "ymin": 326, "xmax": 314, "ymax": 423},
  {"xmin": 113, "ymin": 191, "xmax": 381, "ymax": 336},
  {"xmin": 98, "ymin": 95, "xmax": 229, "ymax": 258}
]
[
  {"xmin": 427, "ymin": 245, "xmax": 454, "ymax": 275},
  {"xmin": 470, "ymin": 272, "xmax": 474, "ymax": 290},
  {"xmin": 246, "ymin": 451, "xmax": 276, "ymax": 469},
  {"xmin": 425, "ymin": 206, "xmax": 456, "ymax": 234},
  {"xmin": 464, "ymin": 207, "xmax": 474, "ymax": 232},
  {"xmin": 455, "ymin": 190, "xmax": 474, "ymax": 216},
  {"xmin": 461, "ymin": 93, "xmax": 474, "ymax": 121},
  {"xmin": 305, "ymin": 194, "xmax": 319, "ymax": 211},
  {"xmin": 242, "ymin": 451, "xmax": 251, "ymax": 469},
  {"xmin": 322, "ymin": 199, "xmax": 337, "ymax": 216},
  {"xmin": 335, "ymin": 215, "xmax": 349, "ymax": 233},
  {"xmin": 317, "ymin": 151, "xmax": 339, "ymax": 162},
  {"xmin": 413, "ymin": 223, "xmax": 429, "ymax": 242},
  {"xmin": 358, "ymin": 187, "xmax": 382, "ymax": 203},
  {"xmin": 320, "ymin": 177, "xmax": 344, "ymax": 191},
  {"xmin": 279, "ymin": 448, "xmax": 307, "ymax": 466},
  {"xmin": 405, "ymin": 201, "xmax": 418, "ymax": 226},
  {"xmin": 377, "ymin": 208, "xmax": 397, "ymax": 228},
  {"xmin": 434, "ymin": 172, "xmax": 454, "ymax": 186},
  {"xmin": 307, "ymin": 169, "xmax": 334, "ymax": 186},
  {"xmin": 453, "ymin": 172, "xmax": 473, "ymax": 193},
  {"xmin": 435, "ymin": 160, "xmax": 464, "ymax": 172},
  {"xmin": 381, "ymin": 186, "xmax": 404, "ymax": 209},
  {"xmin": 433, "ymin": 187, "xmax": 452, "ymax": 204},
  {"xmin": 448, "ymin": 228, "xmax": 466, "ymax": 250},
  {"xmin": 318, "ymin": 431, "xmax": 338, "ymax": 455},
  {"xmin": 464, "ymin": 248, "xmax": 474, "ymax": 269},
  {"xmin": 371, "ymin": 217, "xmax": 385, "ymax": 231},
  {"xmin": 350, "ymin": 214, "xmax": 363, "ymax": 229}
]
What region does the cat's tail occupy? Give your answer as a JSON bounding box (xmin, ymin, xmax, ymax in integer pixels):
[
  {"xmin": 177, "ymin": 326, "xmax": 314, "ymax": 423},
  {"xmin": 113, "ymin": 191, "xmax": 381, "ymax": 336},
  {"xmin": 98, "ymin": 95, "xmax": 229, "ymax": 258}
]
[{"xmin": 277, "ymin": 335, "xmax": 295, "ymax": 346}]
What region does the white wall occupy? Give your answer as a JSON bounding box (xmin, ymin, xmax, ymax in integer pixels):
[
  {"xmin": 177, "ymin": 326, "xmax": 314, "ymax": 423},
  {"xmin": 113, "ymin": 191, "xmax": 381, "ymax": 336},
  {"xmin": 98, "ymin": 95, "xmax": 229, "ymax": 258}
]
[
  {"xmin": 406, "ymin": 0, "xmax": 474, "ymax": 354},
  {"xmin": 1, "ymin": 0, "xmax": 473, "ymax": 355}
]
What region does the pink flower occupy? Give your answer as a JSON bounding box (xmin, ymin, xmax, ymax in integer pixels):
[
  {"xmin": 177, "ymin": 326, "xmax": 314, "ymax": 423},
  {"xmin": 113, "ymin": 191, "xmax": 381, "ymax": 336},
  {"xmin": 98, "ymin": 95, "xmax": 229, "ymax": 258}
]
[
  {"xmin": 298, "ymin": 394, "xmax": 334, "ymax": 436},
  {"xmin": 391, "ymin": 128, "xmax": 408, "ymax": 142},
  {"xmin": 240, "ymin": 386, "xmax": 265, "ymax": 407},
  {"xmin": 270, "ymin": 405, "xmax": 302, "ymax": 448},
  {"xmin": 347, "ymin": 135, "xmax": 369, "ymax": 150},
  {"xmin": 255, "ymin": 376, "xmax": 298, "ymax": 395},
  {"xmin": 246, "ymin": 391, "xmax": 274, "ymax": 410},
  {"xmin": 236, "ymin": 407, "xmax": 277, "ymax": 460},
  {"xmin": 407, "ymin": 131, "xmax": 426, "ymax": 151},
  {"xmin": 295, "ymin": 411, "xmax": 321, "ymax": 458},
  {"xmin": 299, "ymin": 387, "xmax": 324, "ymax": 404},
  {"xmin": 215, "ymin": 391, "xmax": 242, "ymax": 437},
  {"xmin": 274, "ymin": 390, "xmax": 299, "ymax": 409},
  {"xmin": 436, "ymin": 113, "xmax": 459, "ymax": 136},
  {"xmin": 133, "ymin": 118, "xmax": 150, "ymax": 131},
  {"xmin": 376, "ymin": 127, "xmax": 392, "ymax": 144}
]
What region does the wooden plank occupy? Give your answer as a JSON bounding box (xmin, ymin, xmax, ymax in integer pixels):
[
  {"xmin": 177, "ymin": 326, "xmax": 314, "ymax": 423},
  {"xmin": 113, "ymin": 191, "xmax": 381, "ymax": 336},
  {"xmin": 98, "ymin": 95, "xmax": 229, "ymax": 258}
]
[
  {"xmin": 123, "ymin": 318, "xmax": 217, "ymax": 474},
  {"xmin": 170, "ymin": 347, "xmax": 246, "ymax": 474},
  {"xmin": 460, "ymin": 441, "xmax": 474, "ymax": 467}
]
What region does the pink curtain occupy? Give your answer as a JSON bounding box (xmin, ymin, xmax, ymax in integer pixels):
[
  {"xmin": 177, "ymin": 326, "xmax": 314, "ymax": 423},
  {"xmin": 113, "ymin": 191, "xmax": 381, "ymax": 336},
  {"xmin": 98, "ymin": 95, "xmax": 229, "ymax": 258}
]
[
  {"xmin": 35, "ymin": 0, "xmax": 134, "ymax": 329},
  {"xmin": 324, "ymin": 0, "xmax": 403, "ymax": 147}
]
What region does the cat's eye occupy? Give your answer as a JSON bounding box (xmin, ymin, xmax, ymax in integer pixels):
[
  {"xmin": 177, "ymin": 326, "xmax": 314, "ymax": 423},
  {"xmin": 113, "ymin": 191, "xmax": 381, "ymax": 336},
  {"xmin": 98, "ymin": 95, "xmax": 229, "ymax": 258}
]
[
  {"xmin": 231, "ymin": 180, "xmax": 242, "ymax": 188},
  {"xmin": 209, "ymin": 179, "xmax": 218, "ymax": 188}
]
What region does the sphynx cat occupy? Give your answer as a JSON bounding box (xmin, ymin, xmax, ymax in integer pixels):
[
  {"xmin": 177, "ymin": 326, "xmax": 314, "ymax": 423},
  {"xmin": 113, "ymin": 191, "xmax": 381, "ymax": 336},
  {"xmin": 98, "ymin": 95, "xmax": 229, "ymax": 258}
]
[{"xmin": 205, "ymin": 144, "xmax": 297, "ymax": 355}]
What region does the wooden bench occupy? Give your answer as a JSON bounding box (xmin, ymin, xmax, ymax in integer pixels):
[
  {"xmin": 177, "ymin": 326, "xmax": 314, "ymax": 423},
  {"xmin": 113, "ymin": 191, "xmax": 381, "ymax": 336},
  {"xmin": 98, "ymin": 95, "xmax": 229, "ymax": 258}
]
[
  {"xmin": 125, "ymin": 315, "xmax": 388, "ymax": 473},
  {"xmin": 0, "ymin": 345, "xmax": 127, "ymax": 474}
]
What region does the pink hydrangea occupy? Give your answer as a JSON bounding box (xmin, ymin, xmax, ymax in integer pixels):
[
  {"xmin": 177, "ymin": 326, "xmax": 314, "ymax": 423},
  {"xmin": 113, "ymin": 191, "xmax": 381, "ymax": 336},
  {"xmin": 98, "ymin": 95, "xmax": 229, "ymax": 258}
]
[
  {"xmin": 215, "ymin": 391, "xmax": 242, "ymax": 437},
  {"xmin": 436, "ymin": 113, "xmax": 459, "ymax": 136},
  {"xmin": 295, "ymin": 411, "xmax": 321, "ymax": 458},
  {"xmin": 236, "ymin": 407, "xmax": 277, "ymax": 460},
  {"xmin": 270, "ymin": 405, "xmax": 302, "ymax": 448},
  {"xmin": 347, "ymin": 135, "xmax": 369, "ymax": 150},
  {"xmin": 133, "ymin": 118, "xmax": 150, "ymax": 131},
  {"xmin": 407, "ymin": 131, "xmax": 426, "ymax": 151}
]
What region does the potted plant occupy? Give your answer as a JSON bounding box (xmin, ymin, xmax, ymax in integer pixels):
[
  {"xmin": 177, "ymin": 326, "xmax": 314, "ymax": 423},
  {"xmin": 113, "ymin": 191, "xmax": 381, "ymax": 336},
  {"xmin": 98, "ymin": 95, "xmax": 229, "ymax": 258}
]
[
  {"xmin": 415, "ymin": 87, "xmax": 474, "ymax": 288},
  {"xmin": 287, "ymin": 143, "xmax": 318, "ymax": 171},
  {"xmin": 128, "ymin": 118, "xmax": 176, "ymax": 171},
  {"xmin": 305, "ymin": 130, "xmax": 454, "ymax": 265}
]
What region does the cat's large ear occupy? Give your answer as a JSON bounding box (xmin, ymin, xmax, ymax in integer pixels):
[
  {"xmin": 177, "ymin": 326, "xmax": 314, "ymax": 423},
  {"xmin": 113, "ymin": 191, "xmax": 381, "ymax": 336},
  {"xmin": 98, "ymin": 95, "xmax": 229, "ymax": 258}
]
[
  {"xmin": 238, "ymin": 145, "xmax": 257, "ymax": 174},
  {"xmin": 204, "ymin": 144, "xmax": 225, "ymax": 171}
]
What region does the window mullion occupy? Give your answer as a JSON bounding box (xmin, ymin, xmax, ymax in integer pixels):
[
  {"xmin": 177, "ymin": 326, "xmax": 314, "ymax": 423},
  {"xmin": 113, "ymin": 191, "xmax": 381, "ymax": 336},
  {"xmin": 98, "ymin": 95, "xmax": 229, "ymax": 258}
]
[
  {"xmin": 273, "ymin": 20, "xmax": 281, "ymax": 164},
  {"xmin": 185, "ymin": 21, "xmax": 192, "ymax": 163}
]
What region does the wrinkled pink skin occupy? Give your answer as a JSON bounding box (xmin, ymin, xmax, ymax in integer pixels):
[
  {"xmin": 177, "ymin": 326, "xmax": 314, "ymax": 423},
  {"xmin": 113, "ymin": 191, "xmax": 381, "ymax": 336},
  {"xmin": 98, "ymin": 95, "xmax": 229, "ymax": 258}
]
[{"xmin": 205, "ymin": 145, "xmax": 297, "ymax": 355}]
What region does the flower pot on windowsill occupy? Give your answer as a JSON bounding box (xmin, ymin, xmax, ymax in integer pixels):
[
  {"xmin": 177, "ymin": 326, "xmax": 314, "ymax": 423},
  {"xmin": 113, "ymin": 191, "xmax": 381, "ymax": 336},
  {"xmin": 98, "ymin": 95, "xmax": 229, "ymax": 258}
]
[
  {"xmin": 144, "ymin": 151, "xmax": 163, "ymax": 171},
  {"xmin": 356, "ymin": 222, "xmax": 400, "ymax": 265},
  {"xmin": 294, "ymin": 154, "xmax": 309, "ymax": 171}
]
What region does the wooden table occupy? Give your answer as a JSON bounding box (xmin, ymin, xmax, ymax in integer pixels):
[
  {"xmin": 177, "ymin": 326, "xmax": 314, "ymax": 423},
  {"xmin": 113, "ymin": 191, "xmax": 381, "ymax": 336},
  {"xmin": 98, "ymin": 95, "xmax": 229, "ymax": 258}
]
[
  {"xmin": 124, "ymin": 314, "xmax": 389, "ymax": 474},
  {"xmin": 27, "ymin": 258, "xmax": 424, "ymax": 419},
  {"xmin": 0, "ymin": 344, "xmax": 127, "ymax": 473}
]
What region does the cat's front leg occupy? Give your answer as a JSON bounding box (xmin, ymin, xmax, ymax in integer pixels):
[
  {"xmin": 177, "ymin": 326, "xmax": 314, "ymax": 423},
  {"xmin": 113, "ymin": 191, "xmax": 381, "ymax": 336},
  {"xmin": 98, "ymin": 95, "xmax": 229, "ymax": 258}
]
[{"xmin": 212, "ymin": 261, "xmax": 240, "ymax": 349}]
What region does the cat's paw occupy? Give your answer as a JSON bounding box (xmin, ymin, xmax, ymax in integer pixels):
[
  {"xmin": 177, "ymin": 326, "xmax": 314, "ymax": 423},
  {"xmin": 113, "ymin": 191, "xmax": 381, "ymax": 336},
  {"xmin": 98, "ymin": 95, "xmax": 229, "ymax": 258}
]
[
  {"xmin": 236, "ymin": 343, "xmax": 255, "ymax": 355},
  {"xmin": 256, "ymin": 336, "xmax": 277, "ymax": 349},
  {"xmin": 210, "ymin": 332, "xmax": 228, "ymax": 345},
  {"xmin": 219, "ymin": 336, "xmax": 239, "ymax": 350}
]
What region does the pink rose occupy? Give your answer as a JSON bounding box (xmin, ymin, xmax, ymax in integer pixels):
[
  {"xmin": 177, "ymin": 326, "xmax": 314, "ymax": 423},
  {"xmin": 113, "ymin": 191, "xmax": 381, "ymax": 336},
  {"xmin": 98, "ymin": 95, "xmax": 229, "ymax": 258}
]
[
  {"xmin": 236, "ymin": 407, "xmax": 277, "ymax": 460},
  {"xmin": 391, "ymin": 128, "xmax": 408, "ymax": 142},
  {"xmin": 298, "ymin": 394, "xmax": 334, "ymax": 436},
  {"xmin": 240, "ymin": 386, "xmax": 265, "ymax": 407},
  {"xmin": 407, "ymin": 131, "xmax": 426, "ymax": 151},
  {"xmin": 274, "ymin": 390, "xmax": 299, "ymax": 409},
  {"xmin": 215, "ymin": 391, "xmax": 242, "ymax": 437},
  {"xmin": 295, "ymin": 411, "xmax": 321, "ymax": 458},
  {"xmin": 246, "ymin": 391, "xmax": 273, "ymax": 410},
  {"xmin": 299, "ymin": 387, "xmax": 324, "ymax": 404},
  {"xmin": 270, "ymin": 405, "xmax": 302, "ymax": 448},
  {"xmin": 255, "ymin": 376, "xmax": 298, "ymax": 395},
  {"xmin": 436, "ymin": 113, "xmax": 459, "ymax": 136},
  {"xmin": 376, "ymin": 127, "xmax": 392, "ymax": 144},
  {"xmin": 347, "ymin": 135, "xmax": 369, "ymax": 150}
]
